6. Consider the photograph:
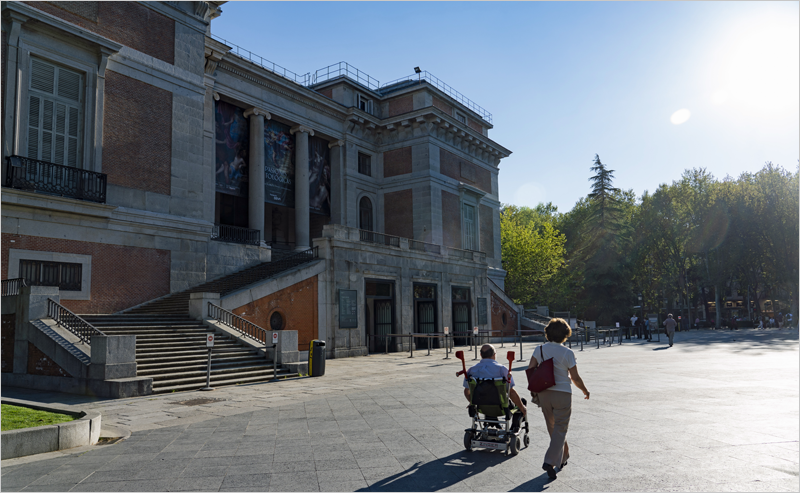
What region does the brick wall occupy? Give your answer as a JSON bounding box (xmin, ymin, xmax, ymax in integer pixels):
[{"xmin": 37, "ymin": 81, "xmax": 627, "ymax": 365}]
[
  {"xmin": 383, "ymin": 147, "xmax": 412, "ymax": 177},
  {"xmin": 441, "ymin": 190, "xmax": 461, "ymax": 249},
  {"xmin": 25, "ymin": 2, "xmax": 175, "ymax": 64},
  {"xmin": 480, "ymin": 204, "xmax": 494, "ymax": 258},
  {"xmin": 1, "ymin": 28, "xmax": 7, "ymax": 140},
  {"xmin": 384, "ymin": 189, "xmax": 413, "ymax": 239},
  {"xmin": 233, "ymin": 276, "xmax": 318, "ymax": 352},
  {"xmin": 1, "ymin": 234, "xmax": 171, "ymax": 314},
  {"xmin": 388, "ymin": 95, "xmax": 413, "ymax": 117},
  {"xmin": 1, "ymin": 315, "xmax": 14, "ymax": 373},
  {"xmin": 468, "ymin": 118, "xmax": 483, "ymax": 134},
  {"xmin": 317, "ymin": 88, "xmax": 332, "ymax": 99},
  {"xmin": 433, "ymin": 97, "xmax": 452, "ymax": 116},
  {"xmin": 28, "ymin": 342, "xmax": 72, "ymax": 377},
  {"xmin": 439, "ymin": 148, "xmax": 492, "ymax": 194},
  {"xmin": 491, "ymin": 292, "xmax": 518, "ymax": 336},
  {"xmin": 103, "ymin": 71, "xmax": 172, "ymax": 195}
]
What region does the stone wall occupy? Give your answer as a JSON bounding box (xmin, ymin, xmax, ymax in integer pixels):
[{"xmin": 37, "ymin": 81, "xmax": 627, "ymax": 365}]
[
  {"xmin": 103, "ymin": 71, "xmax": 172, "ymax": 195},
  {"xmin": 1, "ymin": 314, "xmax": 14, "ymax": 373}
]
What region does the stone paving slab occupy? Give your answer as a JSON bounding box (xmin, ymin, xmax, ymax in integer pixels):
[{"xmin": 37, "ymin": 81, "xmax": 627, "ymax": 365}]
[{"xmin": 2, "ymin": 328, "xmax": 798, "ymax": 492}]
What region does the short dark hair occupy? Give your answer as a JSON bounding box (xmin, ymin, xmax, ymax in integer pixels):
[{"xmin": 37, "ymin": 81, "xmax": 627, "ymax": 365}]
[
  {"xmin": 545, "ymin": 318, "xmax": 572, "ymax": 343},
  {"xmin": 668, "ymin": 314, "xmax": 673, "ymax": 318},
  {"xmin": 480, "ymin": 344, "xmax": 495, "ymax": 359}
]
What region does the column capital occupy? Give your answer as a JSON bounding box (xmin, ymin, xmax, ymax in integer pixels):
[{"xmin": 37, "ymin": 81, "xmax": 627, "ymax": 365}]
[
  {"xmin": 327, "ymin": 140, "xmax": 345, "ymax": 149},
  {"xmin": 290, "ymin": 125, "xmax": 315, "ymax": 137},
  {"xmin": 213, "ymin": 91, "xmax": 220, "ymax": 101},
  {"xmin": 244, "ymin": 107, "xmax": 271, "ymax": 120}
]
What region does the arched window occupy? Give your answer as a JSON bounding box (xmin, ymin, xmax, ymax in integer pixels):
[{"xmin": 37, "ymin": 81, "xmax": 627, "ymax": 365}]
[{"xmin": 359, "ymin": 196, "xmax": 373, "ymax": 232}]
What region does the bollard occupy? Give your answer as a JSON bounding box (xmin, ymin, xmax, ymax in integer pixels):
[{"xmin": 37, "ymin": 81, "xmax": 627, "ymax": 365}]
[
  {"xmin": 271, "ymin": 344, "xmax": 278, "ymax": 381},
  {"xmin": 409, "ymin": 335, "xmax": 413, "ymax": 358},
  {"xmin": 385, "ymin": 336, "xmax": 389, "ymax": 355},
  {"xmin": 427, "ymin": 336, "xmax": 431, "ymax": 356}
]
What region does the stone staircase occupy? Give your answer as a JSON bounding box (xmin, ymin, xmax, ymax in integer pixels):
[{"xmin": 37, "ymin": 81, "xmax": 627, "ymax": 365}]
[
  {"xmin": 81, "ymin": 313, "xmax": 297, "ymax": 394},
  {"xmin": 124, "ymin": 247, "xmax": 319, "ymax": 315}
]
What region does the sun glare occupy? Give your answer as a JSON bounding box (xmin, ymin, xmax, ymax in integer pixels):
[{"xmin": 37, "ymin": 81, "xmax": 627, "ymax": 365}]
[{"xmin": 670, "ymin": 109, "xmax": 691, "ymax": 125}]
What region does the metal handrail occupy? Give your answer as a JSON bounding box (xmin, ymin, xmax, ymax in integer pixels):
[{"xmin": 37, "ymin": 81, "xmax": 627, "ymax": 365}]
[
  {"xmin": 47, "ymin": 298, "xmax": 105, "ymax": 345},
  {"xmin": 312, "ymin": 62, "xmax": 380, "ymax": 91},
  {"xmin": 210, "ymin": 33, "xmax": 311, "ymax": 86},
  {"xmin": 382, "ymin": 71, "xmax": 492, "ymax": 124},
  {"xmin": 211, "ymin": 224, "xmax": 260, "ymax": 245},
  {"xmin": 2, "ymin": 278, "xmax": 27, "ymax": 297},
  {"xmin": 4, "ymin": 155, "xmax": 107, "ymax": 204},
  {"xmin": 207, "ymin": 302, "xmax": 270, "ymax": 358}
]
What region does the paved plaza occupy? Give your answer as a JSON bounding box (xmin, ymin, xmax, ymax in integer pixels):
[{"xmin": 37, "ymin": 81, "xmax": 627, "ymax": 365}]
[{"xmin": 2, "ymin": 328, "xmax": 798, "ymax": 492}]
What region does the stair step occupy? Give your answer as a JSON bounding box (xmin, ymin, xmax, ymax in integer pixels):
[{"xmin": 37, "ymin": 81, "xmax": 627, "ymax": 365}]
[{"xmin": 152, "ymin": 372, "xmax": 298, "ymax": 394}]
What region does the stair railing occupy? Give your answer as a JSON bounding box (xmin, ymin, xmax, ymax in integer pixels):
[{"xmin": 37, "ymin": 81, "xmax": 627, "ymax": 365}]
[
  {"xmin": 207, "ymin": 302, "xmax": 270, "ymax": 359},
  {"xmin": 2, "ymin": 278, "xmax": 27, "ymax": 296},
  {"xmin": 47, "ymin": 298, "xmax": 105, "ymax": 345}
]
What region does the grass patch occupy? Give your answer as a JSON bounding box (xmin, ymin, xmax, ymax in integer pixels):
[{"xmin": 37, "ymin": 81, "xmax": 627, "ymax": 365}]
[{"xmin": 1, "ymin": 404, "xmax": 76, "ymax": 431}]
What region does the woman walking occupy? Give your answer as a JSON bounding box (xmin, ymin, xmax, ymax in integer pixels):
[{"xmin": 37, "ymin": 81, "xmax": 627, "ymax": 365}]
[{"xmin": 528, "ymin": 318, "xmax": 590, "ymax": 480}]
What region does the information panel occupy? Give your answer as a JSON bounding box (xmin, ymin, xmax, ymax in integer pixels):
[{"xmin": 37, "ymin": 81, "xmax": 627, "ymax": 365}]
[{"xmin": 339, "ymin": 289, "xmax": 358, "ymax": 328}]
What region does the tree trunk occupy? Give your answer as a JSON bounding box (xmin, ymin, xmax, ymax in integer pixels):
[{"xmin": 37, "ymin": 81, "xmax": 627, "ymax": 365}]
[{"xmin": 715, "ymin": 285, "xmax": 721, "ymax": 329}]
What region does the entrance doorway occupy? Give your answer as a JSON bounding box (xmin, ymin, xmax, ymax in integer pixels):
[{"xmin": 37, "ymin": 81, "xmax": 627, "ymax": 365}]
[
  {"xmin": 366, "ymin": 280, "xmax": 395, "ymax": 353},
  {"xmin": 452, "ymin": 286, "xmax": 471, "ymax": 346},
  {"xmin": 414, "ymin": 283, "xmax": 438, "ymax": 349}
]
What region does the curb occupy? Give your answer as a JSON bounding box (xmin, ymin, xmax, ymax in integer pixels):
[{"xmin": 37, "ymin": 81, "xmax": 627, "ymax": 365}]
[{"xmin": 1, "ymin": 398, "xmax": 101, "ymax": 460}]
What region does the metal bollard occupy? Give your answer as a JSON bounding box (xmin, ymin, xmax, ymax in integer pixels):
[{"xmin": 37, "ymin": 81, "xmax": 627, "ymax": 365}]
[
  {"xmin": 385, "ymin": 336, "xmax": 389, "ymax": 355},
  {"xmin": 201, "ymin": 348, "xmax": 214, "ymax": 391},
  {"xmin": 409, "ymin": 335, "xmax": 413, "ymax": 358},
  {"xmin": 271, "ymin": 344, "xmax": 278, "ymax": 381},
  {"xmin": 427, "ymin": 336, "xmax": 431, "ymax": 356}
]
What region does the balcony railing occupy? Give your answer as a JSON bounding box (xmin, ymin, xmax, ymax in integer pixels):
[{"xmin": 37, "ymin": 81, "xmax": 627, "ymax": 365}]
[
  {"xmin": 409, "ymin": 239, "xmax": 441, "ymax": 255},
  {"xmin": 448, "ymin": 247, "xmax": 486, "ymax": 262},
  {"xmin": 47, "ymin": 298, "xmax": 105, "ymax": 345},
  {"xmin": 4, "ymin": 156, "xmax": 107, "ymax": 203},
  {"xmin": 359, "ymin": 230, "xmax": 400, "ymax": 248},
  {"xmin": 1, "ymin": 278, "xmax": 27, "ymax": 297},
  {"xmin": 211, "ymin": 224, "xmax": 260, "ymax": 245}
]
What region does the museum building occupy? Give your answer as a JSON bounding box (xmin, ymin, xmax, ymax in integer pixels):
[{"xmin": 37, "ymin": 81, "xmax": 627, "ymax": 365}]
[{"xmin": 1, "ymin": 1, "xmax": 521, "ymax": 394}]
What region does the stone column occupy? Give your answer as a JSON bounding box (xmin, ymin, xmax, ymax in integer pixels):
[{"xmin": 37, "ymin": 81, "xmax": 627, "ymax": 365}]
[
  {"xmin": 290, "ymin": 125, "xmax": 314, "ymax": 250},
  {"xmin": 244, "ymin": 108, "xmax": 271, "ymax": 243}
]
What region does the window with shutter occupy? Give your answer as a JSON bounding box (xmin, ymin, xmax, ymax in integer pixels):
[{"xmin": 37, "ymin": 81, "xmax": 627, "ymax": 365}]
[
  {"xmin": 462, "ymin": 203, "xmax": 476, "ymax": 251},
  {"xmin": 27, "ymin": 58, "xmax": 83, "ymax": 167}
]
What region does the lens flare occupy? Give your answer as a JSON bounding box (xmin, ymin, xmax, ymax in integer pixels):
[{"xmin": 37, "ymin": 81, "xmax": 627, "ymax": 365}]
[{"xmin": 670, "ymin": 109, "xmax": 691, "ymax": 125}]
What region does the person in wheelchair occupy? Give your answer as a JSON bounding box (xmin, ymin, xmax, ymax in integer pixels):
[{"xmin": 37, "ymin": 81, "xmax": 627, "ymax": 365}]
[{"xmin": 463, "ymin": 344, "xmax": 527, "ymax": 424}]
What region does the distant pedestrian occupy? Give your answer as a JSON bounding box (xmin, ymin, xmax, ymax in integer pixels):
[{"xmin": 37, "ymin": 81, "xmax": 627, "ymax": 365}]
[
  {"xmin": 528, "ymin": 318, "xmax": 590, "ymax": 481},
  {"xmin": 769, "ymin": 317, "xmax": 775, "ymax": 328},
  {"xmin": 664, "ymin": 314, "xmax": 677, "ymax": 347},
  {"xmin": 776, "ymin": 312, "xmax": 784, "ymax": 329},
  {"xmin": 787, "ymin": 313, "xmax": 793, "ymax": 328}
]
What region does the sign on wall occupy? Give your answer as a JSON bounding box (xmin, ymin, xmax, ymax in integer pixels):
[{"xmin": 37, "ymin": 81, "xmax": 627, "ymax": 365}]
[
  {"xmin": 264, "ymin": 120, "xmax": 295, "ymax": 207},
  {"xmin": 339, "ymin": 289, "xmax": 358, "ymax": 328},
  {"xmin": 477, "ymin": 297, "xmax": 488, "ymax": 325},
  {"xmin": 215, "ymin": 100, "xmax": 249, "ymax": 197},
  {"xmin": 309, "ymin": 135, "xmax": 330, "ymax": 216}
]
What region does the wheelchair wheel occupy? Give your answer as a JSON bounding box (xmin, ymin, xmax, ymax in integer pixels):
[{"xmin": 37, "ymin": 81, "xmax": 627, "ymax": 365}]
[
  {"xmin": 464, "ymin": 431, "xmax": 473, "ymax": 451},
  {"xmin": 523, "ymin": 433, "xmax": 530, "ymax": 448},
  {"xmin": 508, "ymin": 435, "xmax": 520, "ymax": 456}
]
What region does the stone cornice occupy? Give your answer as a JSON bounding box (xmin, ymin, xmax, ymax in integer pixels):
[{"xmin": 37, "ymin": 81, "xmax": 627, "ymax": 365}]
[{"xmin": 290, "ymin": 125, "xmax": 315, "ymax": 137}]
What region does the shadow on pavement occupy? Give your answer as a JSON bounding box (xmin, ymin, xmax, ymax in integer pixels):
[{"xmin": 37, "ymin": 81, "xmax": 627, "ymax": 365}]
[{"xmin": 358, "ymin": 450, "xmax": 540, "ymax": 492}]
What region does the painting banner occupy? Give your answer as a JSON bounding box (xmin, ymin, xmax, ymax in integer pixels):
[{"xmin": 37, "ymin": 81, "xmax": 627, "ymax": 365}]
[
  {"xmin": 264, "ymin": 120, "xmax": 295, "ymax": 207},
  {"xmin": 215, "ymin": 100, "xmax": 249, "ymax": 196},
  {"xmin": 308, "ymin": 135, "xmax": 331, "ymax": 216}
]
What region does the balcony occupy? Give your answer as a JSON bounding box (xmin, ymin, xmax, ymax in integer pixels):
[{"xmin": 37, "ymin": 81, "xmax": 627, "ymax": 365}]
[
  {"xmin": 3, "ymin": 155, "xmax": 107, "ymax": 204},
  {"xmin": 211, "ymin": 224, "xmax": 261, "ymax": 246}
]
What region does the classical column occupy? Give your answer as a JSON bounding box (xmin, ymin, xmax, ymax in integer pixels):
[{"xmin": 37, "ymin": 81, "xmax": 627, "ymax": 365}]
[
  {"xmin": 244, "ymin": 107, "xmax": 271, "ymax": 243},
  {"xmin": 290, "ymin": 125, "xmax": 314, "ymax": 250}
]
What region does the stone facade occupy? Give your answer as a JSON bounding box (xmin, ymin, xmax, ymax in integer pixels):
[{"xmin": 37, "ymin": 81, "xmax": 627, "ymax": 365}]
[{"xmin": 1, "ymin": 1, "xmax": 514, "ymax": 359}]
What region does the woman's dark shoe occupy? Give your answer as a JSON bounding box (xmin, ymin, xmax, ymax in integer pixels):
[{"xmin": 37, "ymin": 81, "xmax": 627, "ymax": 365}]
[
  {"xmin": 542, "ymin": 463, "xmax": 557, "ymax": 480},
  {"xmin": 560, "ymin": 460, "xmax": 568, "ymax": 469}
]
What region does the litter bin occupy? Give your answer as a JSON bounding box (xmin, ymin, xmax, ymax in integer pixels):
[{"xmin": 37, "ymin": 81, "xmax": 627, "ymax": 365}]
[{"xmin": 308, "ymin": 340, "xmax": 326, "ymax": 377}]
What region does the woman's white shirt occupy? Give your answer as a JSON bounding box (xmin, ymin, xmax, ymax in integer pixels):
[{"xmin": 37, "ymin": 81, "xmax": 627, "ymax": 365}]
[{"xmin": 532, "ymin": 342, "xmax": 577, "ymax": 394}]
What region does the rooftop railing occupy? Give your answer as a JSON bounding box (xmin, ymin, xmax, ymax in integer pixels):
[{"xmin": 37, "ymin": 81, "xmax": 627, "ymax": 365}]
[
  {"xmin": 208, "ymin": 35, "xmax": 491, "ymax": 122},
  {"xmin": 382, "ymin": 71, "xmax": 493, "ymax": 124}
]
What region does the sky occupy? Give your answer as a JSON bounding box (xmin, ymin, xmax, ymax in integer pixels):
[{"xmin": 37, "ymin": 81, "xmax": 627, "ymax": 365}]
[{"xmin": 211, "ymin": 1, "xmax": 800, "ymax": 213}]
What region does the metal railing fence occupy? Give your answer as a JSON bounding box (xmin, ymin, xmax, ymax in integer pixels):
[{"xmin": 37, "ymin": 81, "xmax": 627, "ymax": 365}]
[
  {"xmin": 211, "ymin": 224, "xmax": 260, "ymax": 245},
  {"xmin": 4, "ymin": 156, "xmax": 107, "ymax": 203},
  {"xmin": 312, "ymin": 62, "xmax": 380, "ymax": 91},
  {"xmin": 382, "ymin": 71, "xmax": 493, "ymax": 124},
  {"xmin": 210, "ymin": 34, "xmax": 311, "ymax": 86},
  {"xmin": 207, "ymin": 302, "xmax": 270, "ymax": 358},
  {"xmin": 2, "ymin": 278, "xmax": 27, "ymax": 297},
  {"xmin": 47, "ymin": 298, "xmax": 105, "ymax": 345}
]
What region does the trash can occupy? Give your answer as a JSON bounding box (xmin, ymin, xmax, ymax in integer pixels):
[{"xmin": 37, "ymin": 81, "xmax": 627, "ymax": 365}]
[{"xmin": 308, "ymin": 340, "xmax": 326, "ymax": 377}]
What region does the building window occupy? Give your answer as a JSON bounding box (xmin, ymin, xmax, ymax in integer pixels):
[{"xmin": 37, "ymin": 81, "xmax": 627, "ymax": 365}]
[
  {"xmin": 462, "ymin": 203, "xmax": 476, "ymax": 251},
  {"xmin": 455, "ymin": 111, "xmax": 466, "ymax": 125},
  {"xmin": 19, "ymin": 259, "xmax": 82, "ymax": 291},
  {"xmin": 359, "ymin": 196, "xmax": 373, "ymax": 232},
  {"xmin": 27, "ymin": 58, "xmax": 83, "ymax": 166},
  {"xmin": 358, "ymin": 152, "xmax": 371, "ymax": 176},
  {"xmin": 357, "ymin": 94, "xmax": 373, "ymax": 114}
]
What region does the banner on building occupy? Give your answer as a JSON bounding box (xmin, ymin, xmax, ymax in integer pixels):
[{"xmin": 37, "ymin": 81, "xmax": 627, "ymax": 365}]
[
  {"xmin": 309, "ymin": 135, "xmax": 330, "ymax": 216},
  {"xmin": 264, "ymin": 120, "xmax": 295, "ymax": 207},
  {"xmin": 215, "ymin": 100, "xmax": 249, "ymax": 197}
]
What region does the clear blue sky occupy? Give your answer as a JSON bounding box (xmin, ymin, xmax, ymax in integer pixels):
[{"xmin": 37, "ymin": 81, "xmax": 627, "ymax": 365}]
[{"xmin": 211, "ymin": 1, "xmax": 799, "ymax": 213}]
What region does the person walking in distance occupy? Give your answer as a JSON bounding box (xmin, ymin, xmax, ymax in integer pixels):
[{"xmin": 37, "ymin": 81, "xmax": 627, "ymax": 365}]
[
  {"xmin": 664, "ymin": 314, "xmax": 677, "ymax": 347},
  {"xmin": 527, "ymin": 318, "xmax": 590, "ymax": 480}
]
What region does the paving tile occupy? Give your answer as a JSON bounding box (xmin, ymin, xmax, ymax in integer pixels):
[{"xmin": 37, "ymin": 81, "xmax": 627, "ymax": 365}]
[
  {"xmin": 169, "ymin": 476, "xmax": 225, "ymax": 491},
  {"xmin": 320, "ymin": 480, "xmax": 370, "ymax": 491},
  {"xmin": 219, "ymin": 473, "xmax": 272, "ymax": 489}
]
